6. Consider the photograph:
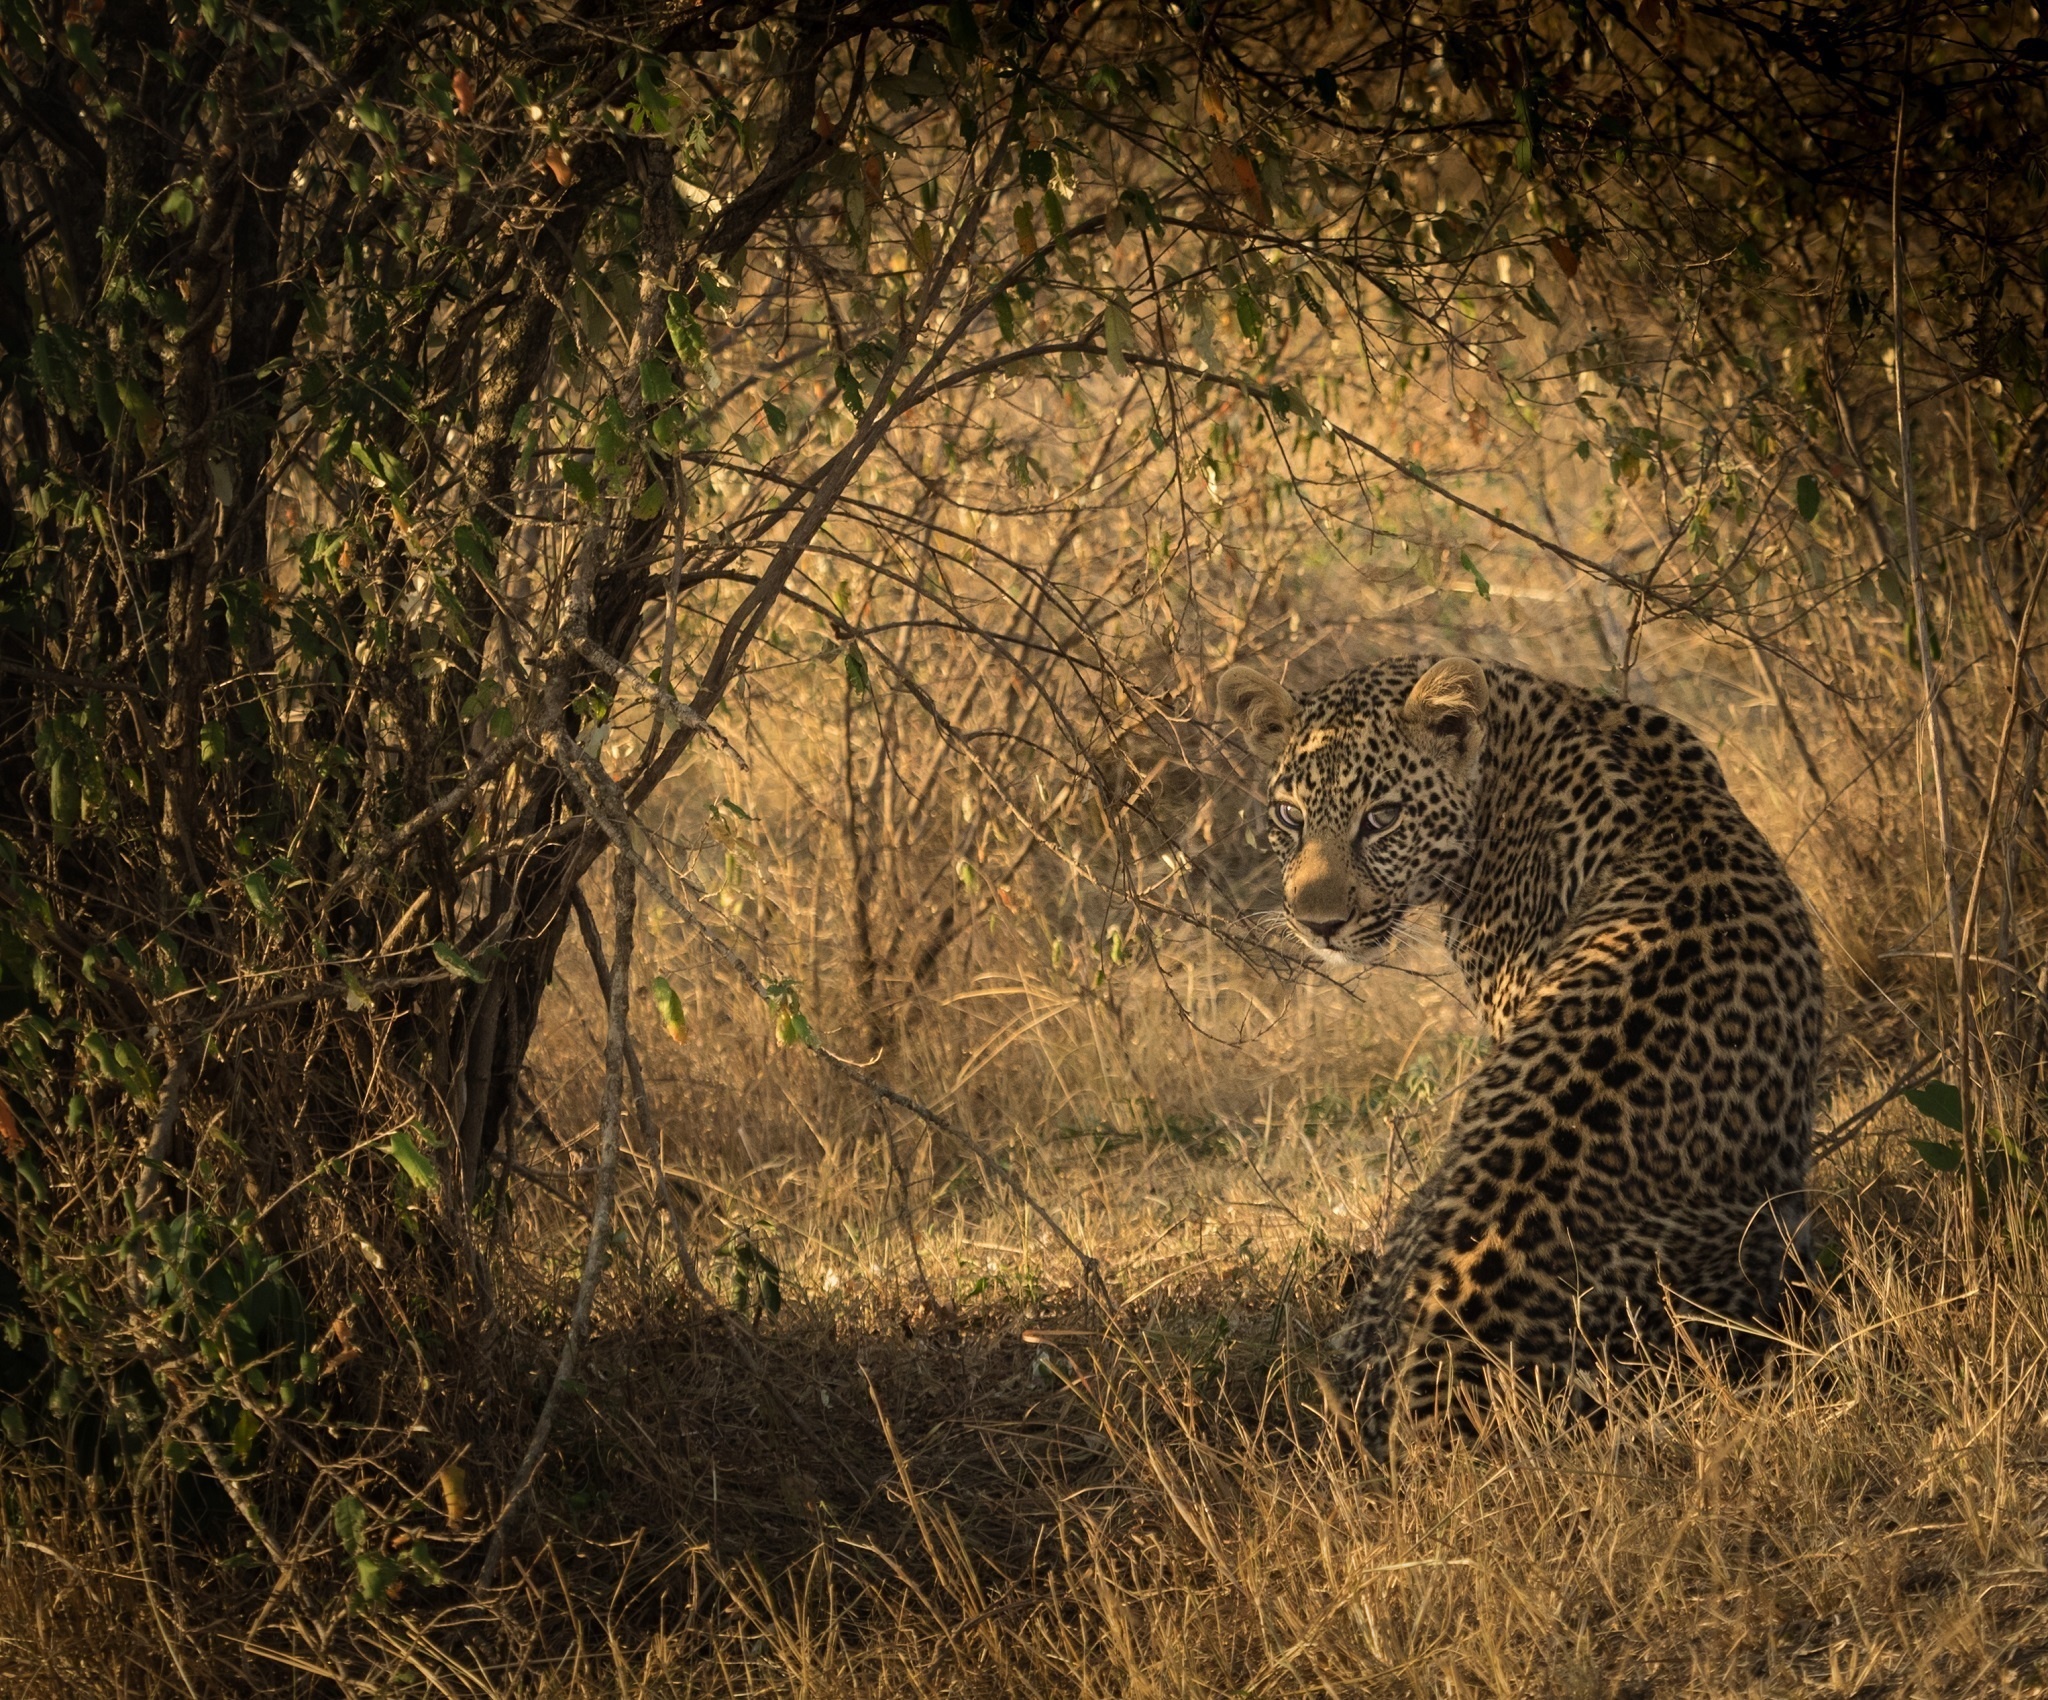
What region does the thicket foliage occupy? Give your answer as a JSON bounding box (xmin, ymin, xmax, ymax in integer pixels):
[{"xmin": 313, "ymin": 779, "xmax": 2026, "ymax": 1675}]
[{"xmin": 2, "ymin": 0, "xmax": 2047, "ymax": 1655}]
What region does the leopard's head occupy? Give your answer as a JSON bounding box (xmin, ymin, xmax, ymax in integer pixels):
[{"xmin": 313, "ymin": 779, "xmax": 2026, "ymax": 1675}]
[{"xmin": 1218, "ymin": 655, "xmax": 1489, "ymax": 963}]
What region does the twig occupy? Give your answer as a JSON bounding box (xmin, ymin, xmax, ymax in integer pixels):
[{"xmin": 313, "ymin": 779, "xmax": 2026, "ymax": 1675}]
[
  {"xmin": 181, "ymin": 1414, "xmax": 293, "ymax": 1582},
  {"xmin": 1812, "ymin": 1056, "xmax": 1945, "ymax": 1160},
  {"xmin": 570, "ymin": 886, "xmax": 716, "ymax": 1307},
  {"xmin": 135, "ymin": 1036, "xmax": 204, "ymax": 1235},
  {"xmin": 332, "ymin": 733, "xmax": 527, "ymax": 895},
  {"xmin": 476, "ymin": 849, "xmax": 637, "ymax": 1589},
  {"xmin": 1890, "ymin": 87, "xmax": 1974, "ymax": 1216},
  {"xmin": 811, "ymin": 1044, "xmax": 1119, "ymax": 1316},
  {"xmin": 1954, "ymin": 556, "xmax": 2048, "ymax": 1099},
  {"xmin": 551, "ymin": 732, "xmax": 1121, "ymax": 1316}
]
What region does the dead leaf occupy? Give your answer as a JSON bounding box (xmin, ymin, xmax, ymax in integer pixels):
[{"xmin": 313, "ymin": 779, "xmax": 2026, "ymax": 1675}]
[
  {"xmin": 1210, "ymin": 144, "xmax": 1271, "ymax": 225},
  {"xmin": 543, "ymin": 145, "xmax": 572, "ymax": 187},
  {"xmin": 320, "ymin": 1308, "xmax": 363, "ymax": 1374},
  {"xmin": 0, "ymin": 1095, "xmax": 21, "ymax": 1161},
  {"xmin": 1545, "ymin": 236, "xmax": 1580, "ymax": 279},
  {"xmin": 452, "ymin": 69, "xmax": 475, "ymax": 117},
  {"xmin": 438, "ymin": 1463, "xmax": 471, "ymax": 1525}
]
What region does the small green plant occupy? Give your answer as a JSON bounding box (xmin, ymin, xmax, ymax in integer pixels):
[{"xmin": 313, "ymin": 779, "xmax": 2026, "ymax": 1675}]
[
  {"xmin": 955, "ymin": 1256, "xmax": 1046, "ymax": 1308},
  {"xmin": 1056, "ymin": 1100, "xmax": 1235, "ymax": 1160},
  {"xmin": 1300, "ymin": 1091, "xmax": 1361, "ymax": 1139},
  {"xmin": 713, "ymin": 1224, "xmax": 784, "ymax": 1321},
  {"xmin": 333, "ymin": 1492, "xmax": 445, "ymax": 1610},
  {"xmin": 1904, "ymin": 1080, "xmax": 2033, "ymax": 1200}
]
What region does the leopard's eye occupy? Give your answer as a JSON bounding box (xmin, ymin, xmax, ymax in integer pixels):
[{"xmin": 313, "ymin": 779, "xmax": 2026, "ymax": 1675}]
[
  {"xmin": 1269, "ymin": 799, "xmax": 1304, "ymax": 832},
  {"xmin": 1359, "ymin": 801, "xmax": 1403, "ymax": 838}
]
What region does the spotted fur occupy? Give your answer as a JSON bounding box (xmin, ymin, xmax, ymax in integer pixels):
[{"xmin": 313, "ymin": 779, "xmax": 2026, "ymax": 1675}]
[{"xmin": 1220, "ymin": 654, "xmax": 1823, "ymax": 1453}]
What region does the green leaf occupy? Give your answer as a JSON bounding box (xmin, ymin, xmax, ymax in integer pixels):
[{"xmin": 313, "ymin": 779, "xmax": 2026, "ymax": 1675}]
[
  {"xmin": 243, "ymin": 871, "xmax": 281, "ymax": 925},
  {"xmin": 431, "ymin": 941, "xmax": 486, "ymax": 983},
  {"xmin": 695, "ymin": 263, "xmax": 738, "ymax": 310},
  {"xmin": 62, "ymin": 21, "xmax": 101, "ymax": 78},
  {"xmin": 48, "ymin": 754, "xmax": 78, "ymax": 841},
  {"xmin": 768, "ymin": 981, "xmax": 816, "ymax": 1047},
  {"xmin": 1117, "ymin": 186, "xmax": 1161, "ymax": 236},
  {"xmin": 1522, "ymin": 283, "xmax": 1558, "ymax": 324},
  {"xmin": 631, "ymin": 481, "xmax": 666, "ymax": 520},
  {"xmin": 843, "ymin": 644, "xmax": 870, "ymax": 697},
  {"xmin": 833, "ymin": 361, "xmax": 865, "ymax": 416},
  {"xmin": 1459, "ymin": 549, "xmax": 1490, "ymax": 599},
  {"xmin": 199, "ymin": 722, "xmax": 228, "ymax": 764},
  {"xmin": 763, "ymin": 400, "xmax": 787, "ymax": 436},
  {"xmin": 1796, "ymin": 473, "xmax": 1821, "ymax": 522},
  {"xmin": 355, "ymin": 1551, "xmax": 403, "ymax": 1604},
  {"xmin": 352, "ymin": 99, "xmax": 399, "ymax": 144},
  {"xmin": 665, "ymin": 292, "xmax": 706, "ymax": 363},
  {"xmin": 946, "ymin": 0, "xmax": 980, "ymax": 49},
  {"xmin": 334, "ymin": 1494, "xmax": 367, "ymax": 1555},
  {"xmin": 638, "ymin": 359, "xmax": 678, "ymax": 406},
  {"xmin": 388, "ymin": 1126, "xmax": 441, "ymax": 1192},
  {"xmin": 1234, "ymin": 285, "xmax": 1263, "ymax": 342},
  {"xmin": 1904, "ymin": 1080, "xmax": 1964, "ymax": 1132},
  {"xmin": 30, "ymin": 329, "xmax": 86, "ymax": 419},
  {"xmin": 632, "ymin": 59, "xmax": 674, "ymax": 129},
  {"xmin": 398, "ymin": 1541, "xmax": 445, "ymax": 1587},
  {"xmin": 231, "ymin": 1405, "xmax": 262, "ymax": 1464},
  {"xmin": 651, "ymin": 975, "xmax": 688, "ymax": 1044},
  {"xmin": 81, "ymin": 1032, "xmax": 157, "ymax": 1102},
  {"xmin": 1103, "ymin": 296, "xmax": 1135, "ymax": 375},
  {"xmin": 561, "ymin": 458, "xmax": 599, "ymax": 504},
  {"xmin": 453, "ymin": 521, "xmax": 497, "ymax": 578},
  {"xmin": 1908, "ymin": 1137, "xmax": 1964, "ymax": 1173},
  {"xmin": 114, "ymin": 378, "xmax": 161, "ymax": 443}
]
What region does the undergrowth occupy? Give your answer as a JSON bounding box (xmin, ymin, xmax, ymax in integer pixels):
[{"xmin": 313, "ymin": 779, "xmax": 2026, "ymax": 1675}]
[{"xmin": 6, "ymin": 1059, "xmax": 2047, "ymax": 1698}]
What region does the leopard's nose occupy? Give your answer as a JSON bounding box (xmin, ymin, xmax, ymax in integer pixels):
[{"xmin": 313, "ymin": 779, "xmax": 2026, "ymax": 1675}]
[{"xmin": 1302, "ymin": 916, "xmax": 1347, "ymax": 941}]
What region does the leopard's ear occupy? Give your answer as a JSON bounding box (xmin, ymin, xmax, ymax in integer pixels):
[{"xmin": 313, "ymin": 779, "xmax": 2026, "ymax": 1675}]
[
  {"xmin": 1401, "ymin": 656, "xmax": 1488, "ymax": 774},
  {"xmin": 1216, "ymin": 665, "xmax": 1298, "ymax": 765}
]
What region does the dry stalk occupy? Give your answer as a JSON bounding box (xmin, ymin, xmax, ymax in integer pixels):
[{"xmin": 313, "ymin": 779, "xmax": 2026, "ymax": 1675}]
[
  {"xmin": 569, "ymin": 886, "xmax": 715, "ymax": 1307},
  {"xmin": 1891, "ymin": 91, "xmax": 1971, "ymax": 1205},
  {"xmin": 476, "ymin": 849, "xmax": 637, "ymax": 1589},
  {"xmin": 551, "ymin": 730, "xmax": 1123, "ymax": 1317},
  {"xmin": 1956, "ymin": 557, "xmax": 2048, "ymax": 1075}
]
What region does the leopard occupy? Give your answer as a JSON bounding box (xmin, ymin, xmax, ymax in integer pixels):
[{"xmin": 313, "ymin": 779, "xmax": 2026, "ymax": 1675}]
[{"xmin": 1218, "ymin": 652, "xmax": 1824, "ymax": 1456}]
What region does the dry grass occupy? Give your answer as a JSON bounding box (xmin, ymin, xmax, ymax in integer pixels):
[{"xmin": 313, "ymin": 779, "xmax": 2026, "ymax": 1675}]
[
  {"xmin": 8, "ymin": 1055, "xmax": 2048, "ymax": 1697},
  {"xmin": 508, "ymin": 1092, "xmax": 2048, "ymax": 1699},
  {"xmin": 4, "ymin": 479, "xmax": 2032, "ymax": 1697}
]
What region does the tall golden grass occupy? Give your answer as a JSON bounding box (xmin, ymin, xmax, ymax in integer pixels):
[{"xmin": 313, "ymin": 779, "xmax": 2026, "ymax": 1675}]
[
  {"xmin": 11, "ymin": 529, "xmax": 2037, "ymax": 1692},
  {"xmin": 9, "ymin": 1056, "xmax": 2042, "ymax": 1694}
]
